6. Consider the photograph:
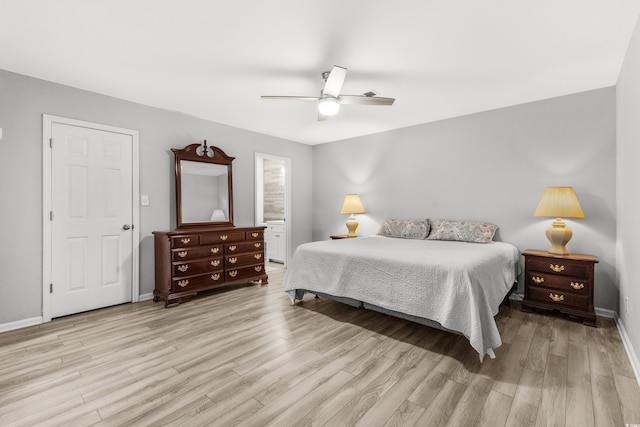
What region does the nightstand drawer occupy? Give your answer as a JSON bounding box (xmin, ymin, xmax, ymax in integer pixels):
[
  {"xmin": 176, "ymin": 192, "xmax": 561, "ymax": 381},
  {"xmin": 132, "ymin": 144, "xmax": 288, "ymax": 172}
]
[
  {"xmin": 525, "ymin": 256, "xmax": 590, "ymax": 278},
  {"xmin": 526, "ymin": 273, "xmax": 590, "ymax": 295},
  {"xmin": 527, "ymin": 285, "xmax": 589, "ymax": 309}
]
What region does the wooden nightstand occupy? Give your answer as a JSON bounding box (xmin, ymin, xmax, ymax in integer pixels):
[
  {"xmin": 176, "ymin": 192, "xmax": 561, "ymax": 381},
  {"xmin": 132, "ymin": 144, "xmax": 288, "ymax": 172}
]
[
  {"xmin": 329, "ymin": 234, "xmax": 357, "ymax": 240},
  {"xmin": 521, "ymin": 249, "xmax": 598, "ymax": 326}
]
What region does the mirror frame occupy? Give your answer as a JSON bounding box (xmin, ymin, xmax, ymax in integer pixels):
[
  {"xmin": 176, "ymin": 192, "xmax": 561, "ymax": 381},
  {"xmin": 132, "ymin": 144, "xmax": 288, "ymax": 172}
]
[{"xmin": 173, "ymin": 141, "xmax": 235, "ymax": 229}]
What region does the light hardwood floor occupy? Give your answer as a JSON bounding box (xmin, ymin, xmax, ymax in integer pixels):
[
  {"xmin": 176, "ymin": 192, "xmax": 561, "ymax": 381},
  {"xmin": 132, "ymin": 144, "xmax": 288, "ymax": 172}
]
[{"xmin": 1, "ymin": 266, "xmax": 639, "ymax": 426}]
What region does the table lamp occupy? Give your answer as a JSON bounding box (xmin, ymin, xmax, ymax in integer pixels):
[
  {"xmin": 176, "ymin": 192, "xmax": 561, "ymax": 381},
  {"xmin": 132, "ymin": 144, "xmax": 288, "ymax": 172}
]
[
  {"xmin": 340, "ymin": 194, "xmax": 365, "ymax": 237},
  {"xmin": 533, "ymin": 186, "xmax": 585, "ymax": 255}
]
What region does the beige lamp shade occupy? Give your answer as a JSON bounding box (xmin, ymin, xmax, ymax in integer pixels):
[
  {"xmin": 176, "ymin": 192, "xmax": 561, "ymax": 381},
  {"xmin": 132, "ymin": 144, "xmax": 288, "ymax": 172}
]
[
  {"xmin": 340, "ymin": 194, "xmax": 366, "ymax": 215},
  {"xmin": 340, "ymin": 194, "xmax": 365, "ymax": 237},
  {"xmin": 533, "ymin": 187, "xmax": 585, "ymax": 219},
  {"xmin": 533, "ymin": 187, "xmax": 585, "ymax": 255}
]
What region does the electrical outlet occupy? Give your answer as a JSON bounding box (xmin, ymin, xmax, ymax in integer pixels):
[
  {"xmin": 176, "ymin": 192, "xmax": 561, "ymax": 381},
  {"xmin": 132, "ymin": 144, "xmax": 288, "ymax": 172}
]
[
  {"xmin": 140, "ymin": 195, "xmax": 149, "ymax": 206},
  {"xmin": 625, "ymin": 297, "xmax": 629, "ymax": 315}
]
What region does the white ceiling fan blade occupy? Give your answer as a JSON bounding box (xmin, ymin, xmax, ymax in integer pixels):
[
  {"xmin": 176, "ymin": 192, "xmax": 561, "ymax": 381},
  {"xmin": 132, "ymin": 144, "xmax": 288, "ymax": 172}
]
[
  {"xmin": 338, "ymin": 95, "xmax": 395, "ymax": 105},
  {"xmin": 261, "ymin": 96, "xmax": 321, "ymax": 101},
  {"xmin": 323, "ymin": 66, "xmax": 347, "ymax": 98}
]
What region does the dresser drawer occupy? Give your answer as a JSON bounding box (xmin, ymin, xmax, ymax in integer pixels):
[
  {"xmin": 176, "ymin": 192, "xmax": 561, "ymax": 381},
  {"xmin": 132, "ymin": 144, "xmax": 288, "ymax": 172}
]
[
  {"xmin": 226, "ymin": 264, "xmax": 266, "ymax": 281},
  {"xmin": 226, "ymin": 240, "xmax": 264, "ymax": 254},
  {"xmin": 172, "ymin": 272, "xmax": 225, "ymax": 292},
  {"xmin": 246, "ymin": 230, "xmax": 264, "ymax": 240},
  {"xmin": 527, "ymin": 285, "xmax": 589, "ymax": 309},
  {"xmin": 525, "ymin": 256, "xmax": 590, "ymax": 278},
  {"xmin": 526, "ymin": 273, "xmax": 590, "ymax": 295},
  {"xmin": 172, "ymin": 257, "xmax": 224, "ymax": 277},
  {"xmin": 225, "ymin": 251, "xmax": 264, "ymax": 268},
  {"xmin": 200, "ymin": 230, "xmax": 246, "ymax": 245},
  {"xmin": 171, "ymin": 244, "xmax": 223, "ymax": 261},
  {"xmin": 171, "ymin": 234, "xmax": 200, "ymax": 248}
]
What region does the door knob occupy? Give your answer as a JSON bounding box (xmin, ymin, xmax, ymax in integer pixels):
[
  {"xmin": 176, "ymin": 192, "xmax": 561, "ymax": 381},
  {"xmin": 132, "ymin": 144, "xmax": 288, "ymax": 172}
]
[{"xmin": 123, "ymin": 224, "xmax": 132, "ymax": 230}]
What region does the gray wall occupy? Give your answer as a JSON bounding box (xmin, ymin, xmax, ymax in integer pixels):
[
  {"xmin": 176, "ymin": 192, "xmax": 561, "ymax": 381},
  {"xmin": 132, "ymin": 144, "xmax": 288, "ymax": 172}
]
[
  {"xmin": 0, "ymin": 69, "xmax": 313, "ymax": 324},
  {"xmin": 616, "ymin": 16, "xmax": 640, "ymax": 371},
  {"xmin": 312, "ymin": 88, "xmax": 617, "ymax": 310}
]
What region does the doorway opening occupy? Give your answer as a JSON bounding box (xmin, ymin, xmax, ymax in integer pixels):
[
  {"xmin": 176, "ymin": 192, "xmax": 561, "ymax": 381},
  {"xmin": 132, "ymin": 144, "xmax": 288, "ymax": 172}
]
[{"xmin": 255, "ymin": 153, "xmax": 291, "ymax": 268}]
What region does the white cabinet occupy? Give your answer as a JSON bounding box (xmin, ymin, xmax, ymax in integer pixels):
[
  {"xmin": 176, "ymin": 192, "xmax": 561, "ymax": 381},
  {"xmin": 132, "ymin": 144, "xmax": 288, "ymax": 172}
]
[{"xmin": 265, "ymin": 221, "xmax": 286, "ymax": 263}]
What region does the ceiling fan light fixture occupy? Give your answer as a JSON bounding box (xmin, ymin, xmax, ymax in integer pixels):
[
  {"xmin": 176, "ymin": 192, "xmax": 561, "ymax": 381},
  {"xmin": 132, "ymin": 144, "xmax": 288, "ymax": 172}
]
[{"xmin": 318, "ymin": 97, "xmax": 340, "ymax": 116}]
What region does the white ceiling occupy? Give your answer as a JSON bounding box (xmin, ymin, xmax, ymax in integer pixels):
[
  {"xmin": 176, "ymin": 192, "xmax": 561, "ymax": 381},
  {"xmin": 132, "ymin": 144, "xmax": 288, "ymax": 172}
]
[{"xmin": 1, "ymin": 1, "xmax": 639, "ymax": 145}]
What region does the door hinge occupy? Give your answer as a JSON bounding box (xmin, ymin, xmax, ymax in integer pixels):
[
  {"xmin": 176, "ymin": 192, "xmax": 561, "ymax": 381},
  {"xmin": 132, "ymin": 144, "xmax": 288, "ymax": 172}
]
[
  {"xmin": 49, "ymin": 138, "xmax": 53, "ymax": 148},
  {"xmin": 50, "ymin": 211, "xmax": 53, "ymax": 221},
  {"xmin": 50, "ymin": 283, "xmax": 53, "ymax": 294}
]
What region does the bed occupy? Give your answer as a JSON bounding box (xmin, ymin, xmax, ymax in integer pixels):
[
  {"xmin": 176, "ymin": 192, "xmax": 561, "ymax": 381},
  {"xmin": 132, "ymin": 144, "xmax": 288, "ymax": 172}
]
[{"xmin": 282, "ymin": 233, "xmax": 520, "ymax": 360}]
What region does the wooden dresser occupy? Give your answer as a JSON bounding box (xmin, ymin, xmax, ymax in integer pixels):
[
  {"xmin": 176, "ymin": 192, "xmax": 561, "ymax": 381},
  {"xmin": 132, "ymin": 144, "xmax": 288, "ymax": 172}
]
[
  {"xmin": 521, "ymin": 249, "xmax": 597, "ymax": 326},
  {"xmin": 153, "ymin": 226, "xmax": 268, "ymax": 307}
]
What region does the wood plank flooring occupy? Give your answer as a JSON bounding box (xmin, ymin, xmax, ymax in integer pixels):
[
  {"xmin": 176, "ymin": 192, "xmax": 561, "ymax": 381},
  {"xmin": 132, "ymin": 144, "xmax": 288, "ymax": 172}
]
[{"xmin": 1, "ymin": 265, "xmax": 639, "ymax": 426}]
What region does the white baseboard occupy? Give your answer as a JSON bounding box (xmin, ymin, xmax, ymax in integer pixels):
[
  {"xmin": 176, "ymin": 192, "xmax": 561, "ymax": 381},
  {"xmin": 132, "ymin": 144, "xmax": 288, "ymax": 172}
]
[
  {"xmin": 139, "ymin": 293, "xmax": 154, "ymax": 302},
  {"xmin": 614, "ymin": 314, "xmax": 640, "ymax": 389},
  {"xmin": 0, "ymin": 294, "xmax": 153, "ymax": 333},
  {"xmin": 0, "ymin": 316, "xmax": 43, "ymax": 333},
  {"xmin": 595, "ymin": 306, "xmax": 616, "ymax": 318}
]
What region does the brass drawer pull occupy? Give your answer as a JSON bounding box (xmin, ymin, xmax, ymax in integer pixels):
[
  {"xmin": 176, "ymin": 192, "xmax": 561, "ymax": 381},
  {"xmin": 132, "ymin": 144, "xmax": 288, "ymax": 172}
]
[
  {"xmin": 177, "ymin": 279, "xmax": 189, "ymax": 288},
  {"xmin": 549, "ymin": 264, "xmax": 565, "ymax": 273},
  {"xmin": 211, "ymin": 260, "xmax": 220, "ymax": 267},
  {"xmin": 549, "ymin": 293, "xmax": 565, "ymax": 302},
  {"xmin": 211, "ymin": 247, "xmax": 220, "ymax": 254},
  {"xmin": 177, "ymin": 265, "xmax": 189, "ymax": 272},
  {"xmin": 229, "ymin": 257, "xmax": 238, "ymax": 264},
  {"xmin": 570, "ymin": 282, "xmax": 585, "ymax": 290},
  {"xmin": 252, "ymin": 232, "xmax": 259, "ymax": 237},
  {"xmin": 254, "ymin": 265, "xmax": 262, "ymax": 272},
  {"xmin": 254, "ymin": 243, "xmax": 262, "ymax": 248},
  {"xmin": 220, "ymin": 235, "xmax": 228, "ymax": 241},
  {"xmin": 229, "ymin": 270, "xmax": 238, "ymax": 277},
  {"xmin": 531, "ymin": 276, "xmax": 544, "ymax": 284},
  {"xmin": 177, "ymin": 251, "xmax": 187, "ymax": 258},
  {"xmin": 211, "ymin": 273, "xmax": 221, "ymax": 281},
  {"xmin": 229, "ymin": 245, "xmax": 237, "ymax": 252},
  {"xmin": 181, "ymin": 238, "xmax": 191, "ymax": 244},
  {"xmin": 254, "ymin": 253, "xmax": 262, "ymax": 260}
]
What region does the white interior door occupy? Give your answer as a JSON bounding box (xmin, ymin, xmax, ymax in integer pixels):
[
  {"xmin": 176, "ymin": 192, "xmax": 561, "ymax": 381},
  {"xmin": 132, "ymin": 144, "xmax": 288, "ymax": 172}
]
[{"xmin": 49, "ymin": 122, "xmax": 134, "ymax": 318}]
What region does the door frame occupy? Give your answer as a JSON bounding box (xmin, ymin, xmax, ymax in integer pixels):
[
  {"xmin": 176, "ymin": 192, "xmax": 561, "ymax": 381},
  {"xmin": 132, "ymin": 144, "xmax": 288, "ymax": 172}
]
[
  {"xmin": 254, "ymin": 152, "xmax": 292, "ymax": 267},
  {"xmin": 42, "ymin": 114, "xmax": 140, "ymax": 322}
]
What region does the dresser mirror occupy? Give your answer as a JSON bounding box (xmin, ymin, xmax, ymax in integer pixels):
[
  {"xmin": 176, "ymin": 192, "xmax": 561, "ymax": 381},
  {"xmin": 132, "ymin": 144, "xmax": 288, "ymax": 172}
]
[{"xmin": 173, "ymin": 141, "xmax": 234, "ymax": 228}]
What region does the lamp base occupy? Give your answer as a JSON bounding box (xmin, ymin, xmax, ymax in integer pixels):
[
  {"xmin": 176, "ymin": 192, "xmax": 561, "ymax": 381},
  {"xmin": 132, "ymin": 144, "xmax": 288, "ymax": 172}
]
[
  {"xmin": 546, "ymin": 218, "xmax": 573, "ymax": 255},
  {"xmin": 345, "ymin": 215, "xmax": 359, "ymax": 237}
]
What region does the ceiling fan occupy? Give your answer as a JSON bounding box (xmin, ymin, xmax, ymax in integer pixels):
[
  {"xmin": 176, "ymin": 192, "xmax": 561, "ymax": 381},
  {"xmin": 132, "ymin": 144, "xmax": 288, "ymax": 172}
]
[{"xmin": 261, "ymin": 65, "xmax": 395, "ymax": 121}]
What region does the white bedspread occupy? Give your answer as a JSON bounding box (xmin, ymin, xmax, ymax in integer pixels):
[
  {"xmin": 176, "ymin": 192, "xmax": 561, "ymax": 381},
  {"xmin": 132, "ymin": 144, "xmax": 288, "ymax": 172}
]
[{"xmin": 282, "ymin": 236, "xmax": 520, "ymax": 360}]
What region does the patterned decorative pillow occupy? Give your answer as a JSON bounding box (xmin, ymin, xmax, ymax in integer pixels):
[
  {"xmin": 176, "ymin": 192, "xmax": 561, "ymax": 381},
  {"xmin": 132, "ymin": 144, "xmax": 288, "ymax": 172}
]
[
  {"xmin": 426, "ymin": 219, "xmax": 497, "ymax": 243},
  {"xmin": 377, "ymin": 218, "xmax": 430, "ymax": 239}
]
